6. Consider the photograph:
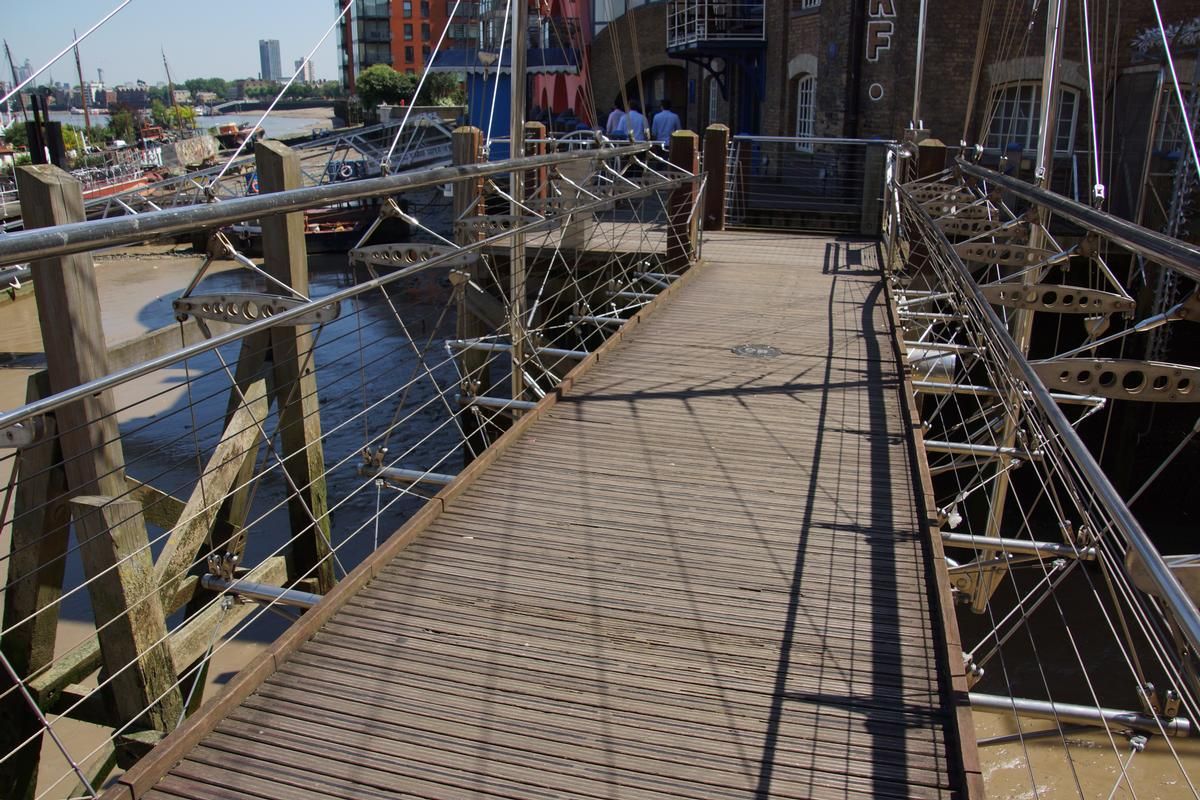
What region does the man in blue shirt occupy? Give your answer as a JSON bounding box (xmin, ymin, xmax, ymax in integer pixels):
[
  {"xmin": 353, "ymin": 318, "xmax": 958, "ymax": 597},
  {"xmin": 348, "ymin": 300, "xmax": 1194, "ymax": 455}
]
[
  {"xmin": 651, "ymin": 99, "xmax": 681, "ymax": 144},
  {"xmin": 617, "ymin": 101, "xmax": 648, "ymax": 141},
  {"xmin": 605, "ymin": 102, "xmax": 625, "ymax": 138}
]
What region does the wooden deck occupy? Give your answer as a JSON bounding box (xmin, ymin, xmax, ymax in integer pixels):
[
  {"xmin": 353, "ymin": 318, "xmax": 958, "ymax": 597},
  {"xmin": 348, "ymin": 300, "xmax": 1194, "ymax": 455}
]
[{"xmin": 108, "ymin": 231, "xmax": 979, "ymax": 800}]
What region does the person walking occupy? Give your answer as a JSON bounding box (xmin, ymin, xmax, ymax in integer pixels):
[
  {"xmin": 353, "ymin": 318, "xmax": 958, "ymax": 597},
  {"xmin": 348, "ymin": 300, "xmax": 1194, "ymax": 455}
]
[
  {"xmin": 605, "ymin": 102, "xmax": 625, "ymax": 138},
  {"xmin": 624, "ymin": 101, "xmax": 648, "ymax": 142},
  {"xmin": 651, "ymin": 99, "xmax": 682, "ymax": 144}
]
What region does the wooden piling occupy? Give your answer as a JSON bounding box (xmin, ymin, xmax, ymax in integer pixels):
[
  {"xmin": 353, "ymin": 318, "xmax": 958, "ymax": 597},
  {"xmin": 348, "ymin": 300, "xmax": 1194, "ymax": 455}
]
[
  {"xmin": 452, "ymin": 126, "xmax": 490, "ymax": 462},
  {"xmin": 667, "ymin": 130, "xmax": 700, "ymax": 273},
  {"xmin": 702, "ymin": 124, "xmax": 729, "ymax": 231},
  {"xmin": 0, "ymin": 379, "xmax": 66, "ymax": 799},
  {"xmin": 71, "ymin": 496, "xmax": 184, "ymax": 759},
  {"xmin": 255, "ymin": 140, "xmax": 335, "ymax": 594},
  {"xmin": 1, "ymin": 165, "xmax": 155, "ymax": 797},
  {"xmin": 523, "ymin": 121, "xmax": 548, "ymax": 202}
]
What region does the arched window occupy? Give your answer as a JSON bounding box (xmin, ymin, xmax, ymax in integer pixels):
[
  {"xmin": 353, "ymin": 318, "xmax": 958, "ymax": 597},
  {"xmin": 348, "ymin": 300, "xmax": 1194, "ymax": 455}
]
[
  {"xmin": 793, "ymin": 74, "xmax": 815, "ymax": 152},
  {"xmin": 985, "ymin": 83, "xmax": 1079, "ymax": 154},
  {"xmin": 707, "ymin": 78, "xmax": 720, "ymax": 127}
]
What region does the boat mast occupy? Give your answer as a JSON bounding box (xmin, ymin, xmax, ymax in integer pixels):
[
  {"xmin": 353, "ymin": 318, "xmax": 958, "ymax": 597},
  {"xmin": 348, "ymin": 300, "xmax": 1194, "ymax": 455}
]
[
  {"xmin": 73, "ymin": 29, "xmax": 91, "ymax": 137},
  {"xmin": 3, "ymin": 40, "xmax": 28, "ymax": 122},
  {"xmin": 162, "ymin": 48, "xmax": 184, "ymax": 133},
  {"xmin": 508, "ymin": 0, "xmax": 528, "ymax": 402},
  {"xmin": 974, "ymin": 0, "xmax": 1068, "ymax": 613},
  {"xmin": 911, "ymin": 0, "xmax": 928, "ymax": 127},
  {"xmin": 1033, "ymin": 0, "xmax": 1067, "ymax": 187}
]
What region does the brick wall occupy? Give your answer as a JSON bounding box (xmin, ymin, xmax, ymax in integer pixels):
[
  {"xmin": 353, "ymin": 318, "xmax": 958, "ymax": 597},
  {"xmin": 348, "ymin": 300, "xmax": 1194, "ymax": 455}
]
[{"xmin": 590, "ymin": 4, "xmax": 691, "ymax": 126}]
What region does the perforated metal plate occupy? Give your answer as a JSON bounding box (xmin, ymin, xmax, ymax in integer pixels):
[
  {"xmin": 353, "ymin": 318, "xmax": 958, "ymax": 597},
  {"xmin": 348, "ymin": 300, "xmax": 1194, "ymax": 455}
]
[
  {"xmin": 980, "ymin": 283, "xmax": 1135, "ymax": 314},
  {"xmin": 349, "ymin": 243, "xmax": 480, "ymax": 271},
  {"xmin": 936, "ymin": 217, "xmax": 1026, "ymax": 240},
  {"xmin": 1032, "ymin": 358, "xmax": 1200, "ymax": 402},
  {"xmin": 929, "ymin": 201, "xmax": 994, "ymax": 220},
  {"xmin": 452, "ymin": 215, "xmax": 535, "ymax": 240},
  {"xmin": 954, "ymin": 241, "xmax": 1055, "ymax": 268},
  {"xmin": 173, "ymin": 293, "xmax": 341, "ymax": 326}
]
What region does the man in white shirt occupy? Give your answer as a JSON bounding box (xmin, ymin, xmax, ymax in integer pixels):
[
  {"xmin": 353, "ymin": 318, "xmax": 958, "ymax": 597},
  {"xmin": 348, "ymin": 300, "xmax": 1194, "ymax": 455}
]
[{"xmin": 651, "ymin": 99, "xmax": 682, "ymax": 144}]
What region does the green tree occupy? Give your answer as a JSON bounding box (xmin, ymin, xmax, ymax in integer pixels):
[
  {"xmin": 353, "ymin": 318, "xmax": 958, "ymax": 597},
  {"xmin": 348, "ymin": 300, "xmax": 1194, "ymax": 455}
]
[
  {"xmin": 1, "ymin": 122, "xmax": 27, "ymax": 149},
  {"xmin": 150, "ymin": 98, "xmax": 168, "ymax": 126},
  {"xmin": 416, "ymin": 72, "xmax": 460, "ymax": 104},
  {"xmin": 356, "ymin": 64, "xmax": 417, "ymax": 108},
  {"xmin": 107, "ymin": 103, "xmax": 138, "ymax": 142},
  {"xmin": 184, "ymin": 77, "xmax": 230, "ymax": 99}
]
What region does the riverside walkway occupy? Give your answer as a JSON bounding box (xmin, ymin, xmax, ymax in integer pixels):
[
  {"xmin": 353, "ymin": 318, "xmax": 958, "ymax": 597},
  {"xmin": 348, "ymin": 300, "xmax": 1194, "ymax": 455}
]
[{"xmin": 106, "ymin": 231, "xmax": 980, "ymax": 800}]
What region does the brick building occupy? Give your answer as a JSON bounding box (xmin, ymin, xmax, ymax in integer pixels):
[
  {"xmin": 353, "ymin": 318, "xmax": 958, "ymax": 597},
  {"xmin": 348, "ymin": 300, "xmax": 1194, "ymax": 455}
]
[
  {"xmin": 591, "ymin": 0, "xmax": 1197, "ymax": 214},
  {"xmin": 337, "ymin": 0, "xmax": 461, "ymax": 92},
  {"xmin": 594, "ymin": 1, "xmax": 1196, "ymax": 142}
]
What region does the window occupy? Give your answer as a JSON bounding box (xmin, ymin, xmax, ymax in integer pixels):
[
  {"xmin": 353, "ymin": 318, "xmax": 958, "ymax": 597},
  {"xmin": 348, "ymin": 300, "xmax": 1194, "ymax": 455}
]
[
  {"xmin": 405, "ymin": 46, "xmax": 415, "ymax": 62},
  {"xmin": 422, "ymin": 45, "xmax": 432, "ymax": 62},
  {"xmin": 404, "ymin": 24, "xmax": 414, "ymax": 40},
  {"xmin": 422, "ymin": 23, "xmax": 431, "ymax": 41},
  {"xmin": 420, "ymin": 1, "xmax": 430, "ymax": 15},
  {"xmin": 403, "ymin": 0, "xmax": 412, "ymax": 15},
  {"xmin": 794, "ymin": 0, "xmax": 820, "ymax": 9},
  {"xmin": 707, "ymin": 78, "xmax": 720, "ymax": 126},
  {"xmin": 794, "ymin": 74, "xmax": 815, "ymax": 151},
  {"xmin": 985, "ymin": 83, "xmax": 1079, "ymax": 154}
]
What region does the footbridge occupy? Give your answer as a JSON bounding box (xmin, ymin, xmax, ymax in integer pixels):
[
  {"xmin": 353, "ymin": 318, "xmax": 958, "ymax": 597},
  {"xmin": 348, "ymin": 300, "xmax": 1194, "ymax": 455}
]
[{"xmin": 0, "ymin": 130, "xmax": 1195, "ymax": 799}]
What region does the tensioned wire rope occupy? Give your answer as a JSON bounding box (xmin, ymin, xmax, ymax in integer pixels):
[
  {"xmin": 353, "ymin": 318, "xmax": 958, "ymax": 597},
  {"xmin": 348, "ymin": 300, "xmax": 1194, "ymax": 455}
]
[
  {"xmin": 897, "ymin": 185, "xmax": 1176, "ymax": 777},
  {"xmin": 206, "ymin": 1, "xmax": 356, "ymax": 191},
  {"xmin": 0, "ymin": 205, "xmax": 676, "ymax": 681},
  {"xmin": 15, "ymin": 184, "xmax": 687, "ymax": 798},
  {"xmin": 0, "ymin": 158, "xmax": 686, "ymax": 700},
  {"xmin": 900, "ymin": 202, "xmax": 1116, "ymax": 798},
  {"xmin": 2, "ymin": 12, "xmax": 696, "ymax": 796},
  {"xmin": 898, "ymin": 187, "xmax": 1200, "ymax": 795},
  {"xmin": 0, "ymin": 148, "xmax": 667, "ymax": 618}
]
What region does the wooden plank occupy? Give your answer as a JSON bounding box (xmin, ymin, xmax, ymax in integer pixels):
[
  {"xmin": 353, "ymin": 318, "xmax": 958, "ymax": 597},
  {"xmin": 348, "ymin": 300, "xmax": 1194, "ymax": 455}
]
[
  {"xmin": 702, "ymin": 124, "xmax": 730, "ymax": 231},
  {"xmin": 70, "ymin": 497, "xmax": 183, "ymax": 745},
  {"xmin": 452, "ymin": 125, "xmax": 490, "ymax": 461},
  {"xmin": 125, "ymin": 477, "xmax": 185, "ymax": 531},
  {"xmin": 883, "ymin": 270, "xmax": 984, "ymax": 797},
  {"xmin": 152, "ymin": 378, "xmax": 268, "ymax": 608},
  {"xmin": 255, "ymin": 140, "xmax": 335, "ymax": 594},
  {"xmin": 112, "ymin": 233, "xmax": 976, "ymax": 800},
  {"xmin": 26, "ymin": 577, "xmax": 197, "ymax": 707},
  {"xmin": 168, "ymin": 556, "xmax": 287, "ymax": 673},
  {"xmin": 102, "ymin": 225, "xmax": 707, "ymax": 800}
]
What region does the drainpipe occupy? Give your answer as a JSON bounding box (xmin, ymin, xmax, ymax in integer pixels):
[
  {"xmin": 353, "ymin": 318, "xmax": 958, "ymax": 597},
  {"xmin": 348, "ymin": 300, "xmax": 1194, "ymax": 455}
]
[{"xmin": 845, "ymin": 0, "xmax": 866, "ymax": 137}]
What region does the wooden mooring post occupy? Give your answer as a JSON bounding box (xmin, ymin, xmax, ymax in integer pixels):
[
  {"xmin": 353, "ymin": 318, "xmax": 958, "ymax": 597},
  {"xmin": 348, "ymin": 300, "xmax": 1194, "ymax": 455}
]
[
  {"xmin": 702, "ymin": 124, "xmax": 729, "ymax": 232},
  {"xmin": 1, "ymin": 165, "xmax": 183, "ymax": 794},
  {"xmin": 452, "ymin": 126, "xmax": 490, "ymax": 463},
  {"xmin": 667, "ymin": 130, "xmax": 700, "ymax": 273},
  {"xmin": 254, "ymin": 140, "xmax": 335, "ymax": 594}
]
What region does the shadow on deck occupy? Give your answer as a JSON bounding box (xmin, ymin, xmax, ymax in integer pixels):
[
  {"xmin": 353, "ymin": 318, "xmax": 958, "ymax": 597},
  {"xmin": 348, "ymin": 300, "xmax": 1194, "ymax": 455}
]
[{"xmin": 107, "ymin": 231, "xmax": 979, "ymax": 800}]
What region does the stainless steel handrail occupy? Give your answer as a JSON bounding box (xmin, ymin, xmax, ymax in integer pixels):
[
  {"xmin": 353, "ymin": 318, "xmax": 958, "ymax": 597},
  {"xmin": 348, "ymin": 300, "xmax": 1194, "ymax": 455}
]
[
  {"xmin": 0, "ymin": 144, "xmax": 653, "ymax": 268},
  {"xmin": 958, "ymin": 158, "xmax": 1200, "ymax": 283},
  {"xmin": 0, "ymin": 168, "xmax": 698, "ymax": 431},
  {"xmin": 898, "ymin": 182, "xmax": 1200, "ymax": 665}
]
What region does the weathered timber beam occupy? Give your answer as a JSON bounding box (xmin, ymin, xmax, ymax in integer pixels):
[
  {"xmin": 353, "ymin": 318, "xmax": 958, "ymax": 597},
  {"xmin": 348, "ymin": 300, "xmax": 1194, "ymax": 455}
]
[{"xmin": 153, "ymin": 378, "xmax": 268, "ymax": 608}]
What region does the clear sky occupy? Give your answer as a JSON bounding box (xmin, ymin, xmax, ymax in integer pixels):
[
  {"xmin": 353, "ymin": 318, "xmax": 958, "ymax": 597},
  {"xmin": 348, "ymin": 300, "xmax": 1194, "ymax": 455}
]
[{"xmin": 4, "ymin": 1, "xmax": 340, "ymax": 87}]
